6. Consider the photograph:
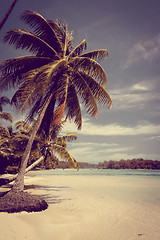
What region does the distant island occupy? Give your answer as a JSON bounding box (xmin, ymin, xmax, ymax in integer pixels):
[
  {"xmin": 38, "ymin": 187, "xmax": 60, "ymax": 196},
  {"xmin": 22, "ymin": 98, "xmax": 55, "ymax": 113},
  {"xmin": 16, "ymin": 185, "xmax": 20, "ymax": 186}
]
[{"xmin": 57, "ymin": 158, "xmax": 160, "ymax": 170}]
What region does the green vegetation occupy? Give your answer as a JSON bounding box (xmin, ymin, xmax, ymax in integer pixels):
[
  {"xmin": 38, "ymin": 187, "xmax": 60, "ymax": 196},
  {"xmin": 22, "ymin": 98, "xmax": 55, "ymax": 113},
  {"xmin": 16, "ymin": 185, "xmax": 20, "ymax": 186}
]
[
  {"xmin": 0, "ymin": 118, "xmax": 78, "ymax": 175},
  {"xmin": 98, "ymin": 159, "xmax": 160, "ymax": 169},
  {"xmin": 64, "ymin": 159, "xmax": 160, "ymax": 170},
  {"xmin": 0, "ymin": 9, "xmax": 111, "ymax": 192}
]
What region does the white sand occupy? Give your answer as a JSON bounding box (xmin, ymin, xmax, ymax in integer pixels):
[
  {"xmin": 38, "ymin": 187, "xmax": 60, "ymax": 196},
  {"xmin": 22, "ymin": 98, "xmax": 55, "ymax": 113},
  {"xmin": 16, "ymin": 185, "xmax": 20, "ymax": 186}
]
[{"xmin": 0, "ymin": 173, "xmax": 160, "ymax": 240}]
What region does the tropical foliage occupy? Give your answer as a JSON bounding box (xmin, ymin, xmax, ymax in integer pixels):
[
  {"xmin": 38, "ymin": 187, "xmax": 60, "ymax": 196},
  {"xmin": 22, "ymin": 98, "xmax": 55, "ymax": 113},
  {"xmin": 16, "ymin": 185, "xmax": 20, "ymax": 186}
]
[
  {"xmin": 0, "ymin": 96, "xmax": 12, "ymax": 124},
  {"xmin": 0, "ymin": 9, "xmax": 111, "ymax": 190},
  {"xmin": 0, "ymin": 119, "xmax": 78, "ymax": 174},
  {"xmin": 0, "ymin": 9, "xmax": 111, "ymax": 133},
  {"xmin": 98, "ymin": 159, "xmax": 160, "ymax": 169}
]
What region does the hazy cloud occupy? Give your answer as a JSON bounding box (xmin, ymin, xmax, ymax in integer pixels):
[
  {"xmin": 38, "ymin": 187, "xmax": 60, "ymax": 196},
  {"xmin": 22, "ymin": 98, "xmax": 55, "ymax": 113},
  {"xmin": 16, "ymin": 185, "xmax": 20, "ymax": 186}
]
[
  {"xmin": 63, "ymin": 118, "xmax": 160, "ymax": 137},
  {"xmin": 123, "ymin": 34, "xmax": 160, "ymax": 69},
  {"xmin": 68, "ymin": 142, "xmax": 132, "ymax": 163},
  {"xmin": 110, "ymin": 79, "xmax": 160, "ymax": 111}
]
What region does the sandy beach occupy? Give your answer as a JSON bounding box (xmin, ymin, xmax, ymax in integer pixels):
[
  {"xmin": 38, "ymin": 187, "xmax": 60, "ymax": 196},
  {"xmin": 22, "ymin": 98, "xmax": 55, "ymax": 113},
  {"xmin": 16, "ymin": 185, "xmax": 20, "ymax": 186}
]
[{"xmin": 0, "ymin": 171, "xmax": 160, "ymax": 240}]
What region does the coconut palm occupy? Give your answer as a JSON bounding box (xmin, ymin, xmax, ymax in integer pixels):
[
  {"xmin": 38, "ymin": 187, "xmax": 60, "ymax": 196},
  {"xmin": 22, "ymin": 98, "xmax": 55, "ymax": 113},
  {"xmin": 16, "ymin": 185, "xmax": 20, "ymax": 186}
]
[
  {"xmin": 0, "ymin": 119, "xmax": 78, "ymax": 185},
  {"xmin": 0, "ymin": 0, "xmax": 18, "ymax": 31},
  {"xmin": 0, "ymin": 10, "xmax": 112, "ymax": 191},
  {"xmin": 0, "ymin": 97, "xmax": 13, "ymax": 167},
  {"xmin": 0, "ymin": 96, "xmax": 12, "ymax": 123},
  {"xmin": 15, "ymin": 119, "xmax": 78, "ymax": 169}
]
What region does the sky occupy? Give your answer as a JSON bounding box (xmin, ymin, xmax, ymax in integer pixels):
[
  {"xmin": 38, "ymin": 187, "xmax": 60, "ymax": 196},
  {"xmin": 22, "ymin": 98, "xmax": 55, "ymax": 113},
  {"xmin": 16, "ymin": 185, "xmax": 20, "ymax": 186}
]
[{"xmin": 0, "ymin": 0, "xmax": 160, "ymax": 163}]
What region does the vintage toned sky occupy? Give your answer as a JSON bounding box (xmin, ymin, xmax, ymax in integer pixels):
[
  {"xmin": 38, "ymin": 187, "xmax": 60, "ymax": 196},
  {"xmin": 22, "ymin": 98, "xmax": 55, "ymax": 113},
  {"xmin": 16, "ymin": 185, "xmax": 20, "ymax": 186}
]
[{"xmin": 0, "ymin": 0, "xmax": 160, "ymax": 163}]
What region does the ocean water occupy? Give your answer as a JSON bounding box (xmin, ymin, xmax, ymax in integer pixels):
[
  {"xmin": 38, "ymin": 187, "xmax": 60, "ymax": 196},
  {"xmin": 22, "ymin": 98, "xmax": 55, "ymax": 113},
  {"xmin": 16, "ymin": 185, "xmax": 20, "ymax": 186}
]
[{"xmin": 30, "ymin": 168, "xmax": 160, "ymax": 177}]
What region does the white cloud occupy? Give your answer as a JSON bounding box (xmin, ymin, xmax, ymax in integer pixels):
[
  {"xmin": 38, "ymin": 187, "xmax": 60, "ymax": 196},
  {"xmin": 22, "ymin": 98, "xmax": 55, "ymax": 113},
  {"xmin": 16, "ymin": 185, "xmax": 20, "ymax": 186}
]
[
  {"xmin": 63, "ymin": 118, "xmax": 160, "ymax": 137},
  {"xmin": 123, "ymin": 34, "xmax": 160, "ymax": 69},
  {"xmin": 67, "ymin": 141, "xmax": 160, "ymax": 163},
  {"xmin": 110, "ymin": 79, "xmax": 160, "ymax": 111},
  {"xmin": 68, "ymin": 142, "xmax": 132, "ymax": 163}
]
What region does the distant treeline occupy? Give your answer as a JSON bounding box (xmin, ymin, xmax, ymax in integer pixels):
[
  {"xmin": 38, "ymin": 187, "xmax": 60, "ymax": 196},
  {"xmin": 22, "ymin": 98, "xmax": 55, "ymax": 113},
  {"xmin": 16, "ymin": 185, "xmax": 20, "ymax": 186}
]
[
  {"xmin": 98, "ymin": 159, "xmax": 160, "ymax": 169},
  {"xmin": 57, "ymin": 161, "xmax": 98, "ymax": 169},
  {"xmin": 57, "ymin": 158, "xmax": 160, "ymax": 170}
]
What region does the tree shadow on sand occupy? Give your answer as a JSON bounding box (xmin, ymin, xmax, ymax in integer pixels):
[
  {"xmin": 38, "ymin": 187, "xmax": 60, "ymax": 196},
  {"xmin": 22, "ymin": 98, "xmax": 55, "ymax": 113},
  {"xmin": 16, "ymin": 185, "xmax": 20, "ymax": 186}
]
[
  {"xmin": 0, "ymin": 189, "xmax": 48, "ymax": 213},
  {"xmin": 0, "ymin": 183, "xmax": 71, "ymax": 213}
]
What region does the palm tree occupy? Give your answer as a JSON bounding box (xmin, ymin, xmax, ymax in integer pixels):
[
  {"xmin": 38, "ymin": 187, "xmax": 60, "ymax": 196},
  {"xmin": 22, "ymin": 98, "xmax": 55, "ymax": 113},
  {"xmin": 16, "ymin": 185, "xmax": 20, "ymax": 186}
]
[
  {"xmin": 0, "ymin": 96, "xmax": 12, "ymax": 123},
  {"xmin": 0, "ymin": 0, "xmax": 18, "ymax": 31},
  {"xmin": 15, "ymin": 119, "xmax": 78, "ymax": 170},
  {"xmin": 0, "ymin": 119, "xmax": 78, "ymax": 185},
  {"xmin": 0, "ymin": 10, "xmax": 112, "ymax": 191}
]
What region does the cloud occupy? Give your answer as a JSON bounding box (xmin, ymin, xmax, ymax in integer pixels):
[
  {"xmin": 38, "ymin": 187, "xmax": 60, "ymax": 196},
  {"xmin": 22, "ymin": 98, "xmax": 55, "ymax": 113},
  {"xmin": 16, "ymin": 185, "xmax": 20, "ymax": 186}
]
[
  {"xmin": 67, "ymin": 141, "xmax": 160, "ymax": 163},
  {"xmin": 68, "ymin": 142, "xmax": 132, "ymax": 163},
  {"xmin": 63, "ymin": 117, "xmax": 160, "ymax": 137},
  {"xmin": 123, "ymin": 34, "xmax": 160, "ymax": 69},
  {"xmin": 110, "ymin": 79, "xmax": 160, "ymax": 111}
]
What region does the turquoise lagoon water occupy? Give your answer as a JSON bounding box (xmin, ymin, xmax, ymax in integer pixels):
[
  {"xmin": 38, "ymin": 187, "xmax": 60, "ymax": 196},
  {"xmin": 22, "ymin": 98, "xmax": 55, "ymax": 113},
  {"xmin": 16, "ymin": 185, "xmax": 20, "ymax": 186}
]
[{"xmin": 31, "ymin": 168, "xmax": 160, "ymax": 177}]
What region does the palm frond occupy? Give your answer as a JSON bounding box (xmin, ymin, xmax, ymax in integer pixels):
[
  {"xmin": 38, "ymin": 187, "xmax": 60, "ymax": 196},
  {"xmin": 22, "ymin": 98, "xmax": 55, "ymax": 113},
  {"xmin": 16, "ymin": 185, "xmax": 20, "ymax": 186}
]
[
  {"xmin": 71, "ymin": 71, "xmax": 98, "ymax": 117},
  {"xmin": 53, "ymin": 101, "xmax": 66, "ymax": 126},
  {"xmin": 37, "ymin": 95, "xmax": 56, "ymax": 137},
  {"xmin": 65, "ymin": 84, "xmax": 82, "ymax": 130},
  {"xmin": 20, "ymin": 9, "xmax": 63, "ymax": 55},
  {"xmin": 0, "ymin": 56, "xmax": 52, "ymax": 91},
  {"xmin": 80, "ymin": 49, "xmax": 108, "ymax": 61},
  {"xmin": 78, "ymin": 72, "xmax": 112, "ymax": 108},
  {"xmin": 11, "ymin": 78, "xmax": 40, "ymax": 112},
  {"xmin": 11, "ymin": 60, "xmax": 67, "ymax": 112},
  {"xmin": 0, "ymin": 96, "xmax": 10, "ymax": 106},
  {"xmin": 15, "ymin": 120, "xmax": 32, "ymax": 133},
  {"xmin": 52, "ymin": 144, "xmax": 78, "ymax": 168},
  {"xmin": 50, "ymin": 119, "xmax": 65, "ymax": 140},
  {"xmin": 0, "ymin": 149, "xmax": 12, "ymax": 157},
  {"xmin": 7, "ymin": 125, "xmax": 13, "ymax": 135},
  {"xmin": 0, "ymin": 112, "xmax": 13, "ymax": 122},
  {"xmin": 0, "ymin": 96, "xmax": 11, "ymax": 111},
  {"xmin": 70, "ymin": 57, "xmax": 108, "ymax": 86},
  {"xmin": 68, "ymin": 39, "xmax": 87, "ymax": 59},
  {"xmin": 58, "ymin": 133, "xmax": 77, "ymax": 142},
  {"xmin": 3, "ymin": 29, "xmax": 58, "ymax": 58},
  {"xmin": 47, "ymin": 19, "xmax": 65, "ymax": 44},
  {"xmin": 0, "ymin": 124, "xmax": 10, "ymax": 137},
  {"xmin": 53, "ymin": 74, "xmax": 68, "ymax": 126}
]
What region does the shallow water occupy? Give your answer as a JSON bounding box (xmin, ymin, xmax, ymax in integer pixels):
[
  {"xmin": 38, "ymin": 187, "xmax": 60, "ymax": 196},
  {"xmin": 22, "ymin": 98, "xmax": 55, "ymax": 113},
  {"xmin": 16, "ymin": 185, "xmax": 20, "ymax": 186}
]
[{"xmin": 29, "ymin": 168, "xmax": 160, "ymax": 177}]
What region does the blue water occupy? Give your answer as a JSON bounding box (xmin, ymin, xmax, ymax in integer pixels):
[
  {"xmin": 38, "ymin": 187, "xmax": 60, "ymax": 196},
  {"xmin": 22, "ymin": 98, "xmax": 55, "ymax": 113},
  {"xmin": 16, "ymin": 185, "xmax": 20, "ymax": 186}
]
[{"xmin": 31, "ymin": 168, "xmax": 160, "ymax": 177}]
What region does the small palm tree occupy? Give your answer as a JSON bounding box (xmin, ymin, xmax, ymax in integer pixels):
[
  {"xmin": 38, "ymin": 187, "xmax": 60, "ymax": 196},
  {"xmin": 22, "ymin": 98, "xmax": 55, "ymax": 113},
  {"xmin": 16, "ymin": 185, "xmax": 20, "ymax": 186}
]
[
  {"xmin": 15, "ymin": 119, "xmax": 78, "ymax": 169},
  {"xmin": 0, "ymin": 120, "xmax": 78, "ymax": 185},
  {"xmin": 0, "ymin": 96, "xmax": 12, "ymax": 123},
  {"xmin": 0, "ymin": 10, "xmax": 112, "ymax": 191}
]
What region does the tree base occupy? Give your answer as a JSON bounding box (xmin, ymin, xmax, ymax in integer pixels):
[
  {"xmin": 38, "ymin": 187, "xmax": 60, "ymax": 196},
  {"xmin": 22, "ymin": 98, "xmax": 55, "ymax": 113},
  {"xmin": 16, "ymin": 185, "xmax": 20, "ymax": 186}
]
[{"xmin": 0, "ymin": 189, "xmax": 48, "ymax": 213}]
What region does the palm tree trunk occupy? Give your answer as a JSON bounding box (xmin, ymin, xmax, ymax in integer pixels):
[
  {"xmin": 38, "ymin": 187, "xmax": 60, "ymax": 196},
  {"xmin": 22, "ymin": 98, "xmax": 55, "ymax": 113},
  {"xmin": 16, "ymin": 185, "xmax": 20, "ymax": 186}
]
[
  {"xmin": 0, "ymin": 155, "xmax": 45, "ymax": 186},
  {"xmin": 0, "ymin": 0, "xmax": 18, "ymax": 31},
  {"xmin": 25, "ymin": 155, "xmax": 44, "ymax": 173},
  {"xmin": 12, "ymin": 94, "xmax": 54, "ymax": 191}
]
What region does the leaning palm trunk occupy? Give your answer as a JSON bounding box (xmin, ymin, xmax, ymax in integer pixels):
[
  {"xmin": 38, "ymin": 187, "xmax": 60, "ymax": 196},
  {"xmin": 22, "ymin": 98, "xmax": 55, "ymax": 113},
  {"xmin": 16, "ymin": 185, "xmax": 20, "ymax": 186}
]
[
  {"xmin": 0, "ymin": 0, "xmax": 18, "ymax": 31},
  {"xmin": 0, "ymin": 155, "xmax": 44, "ymax": 186},
  {"xmin": 12, "ymin": 94, "xmax": 54, "ymax": 191}
]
